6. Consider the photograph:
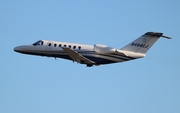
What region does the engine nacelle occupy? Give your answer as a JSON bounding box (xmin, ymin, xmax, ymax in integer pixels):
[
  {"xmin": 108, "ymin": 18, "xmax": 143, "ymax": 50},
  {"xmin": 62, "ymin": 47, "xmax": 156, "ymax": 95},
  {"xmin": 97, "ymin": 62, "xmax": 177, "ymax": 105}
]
[{"xmin": 94, "ymin": 44, "xmax": 117, "ymax": 54}]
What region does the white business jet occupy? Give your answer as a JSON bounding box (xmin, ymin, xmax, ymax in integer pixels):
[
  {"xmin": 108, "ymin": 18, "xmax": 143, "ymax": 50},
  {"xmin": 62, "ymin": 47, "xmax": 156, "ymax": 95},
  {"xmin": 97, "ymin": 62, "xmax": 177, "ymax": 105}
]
[{"xmin": 14, "ymin": 32, "xmax": 171, "ymax": 67}]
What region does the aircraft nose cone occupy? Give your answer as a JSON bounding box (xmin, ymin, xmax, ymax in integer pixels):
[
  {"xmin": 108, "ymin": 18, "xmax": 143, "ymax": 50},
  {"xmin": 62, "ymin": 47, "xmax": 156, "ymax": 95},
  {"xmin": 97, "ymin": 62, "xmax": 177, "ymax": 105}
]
[{"xmin": 14, "ymin": 46, "xmax": 24, "ymax": 52}]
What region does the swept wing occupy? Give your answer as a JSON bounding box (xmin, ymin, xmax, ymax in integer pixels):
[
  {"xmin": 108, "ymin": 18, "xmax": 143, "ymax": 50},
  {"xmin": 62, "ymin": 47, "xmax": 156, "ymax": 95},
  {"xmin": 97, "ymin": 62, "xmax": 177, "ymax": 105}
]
[{"xmin": 62, "ymin": 47, "xmax": 95, "ymax": 66}]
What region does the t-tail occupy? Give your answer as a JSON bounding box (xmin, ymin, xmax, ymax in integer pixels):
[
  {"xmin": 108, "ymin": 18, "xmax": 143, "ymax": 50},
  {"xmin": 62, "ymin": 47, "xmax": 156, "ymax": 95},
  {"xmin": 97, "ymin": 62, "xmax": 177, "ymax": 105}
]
[{"xmin": 120, "ymin": 32, "xmax": 171, "ymax": 54}]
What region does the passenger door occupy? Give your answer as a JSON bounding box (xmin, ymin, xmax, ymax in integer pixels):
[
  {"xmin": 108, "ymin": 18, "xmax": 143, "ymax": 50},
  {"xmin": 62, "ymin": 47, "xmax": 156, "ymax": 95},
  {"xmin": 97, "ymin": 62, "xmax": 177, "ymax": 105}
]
[{"xmin": 46, "ymin": 41, "xmax": 53, "ymax": 52}]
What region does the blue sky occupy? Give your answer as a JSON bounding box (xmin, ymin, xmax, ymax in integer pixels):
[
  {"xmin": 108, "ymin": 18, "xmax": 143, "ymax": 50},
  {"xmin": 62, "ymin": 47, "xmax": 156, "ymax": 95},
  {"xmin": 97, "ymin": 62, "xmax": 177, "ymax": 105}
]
[{"xmin": 1, "ymin": 0, "xmax": 180, "ymax": 113}]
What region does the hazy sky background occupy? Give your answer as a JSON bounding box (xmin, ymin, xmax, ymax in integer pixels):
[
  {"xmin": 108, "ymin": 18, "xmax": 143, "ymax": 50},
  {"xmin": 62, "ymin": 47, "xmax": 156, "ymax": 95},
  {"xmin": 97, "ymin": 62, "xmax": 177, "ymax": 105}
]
[{"xmin": 1, "ymin": 0, "xmax": 180, "ymax": 113}]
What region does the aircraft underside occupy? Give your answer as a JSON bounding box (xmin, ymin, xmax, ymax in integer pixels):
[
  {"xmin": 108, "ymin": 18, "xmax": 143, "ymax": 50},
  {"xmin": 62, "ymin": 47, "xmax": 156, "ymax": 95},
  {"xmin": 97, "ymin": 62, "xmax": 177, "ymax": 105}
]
[{"xmin": 16, "ymin": 50, "xmax": 135, "ymax": 66}]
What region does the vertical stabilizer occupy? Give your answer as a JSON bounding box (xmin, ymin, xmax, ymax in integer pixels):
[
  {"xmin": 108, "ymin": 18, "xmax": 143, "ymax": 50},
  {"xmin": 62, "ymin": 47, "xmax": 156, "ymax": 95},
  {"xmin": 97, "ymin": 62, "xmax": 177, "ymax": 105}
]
[{"xmin": 121, "ymin": 32, "xmax": 165, "ymax": 54}]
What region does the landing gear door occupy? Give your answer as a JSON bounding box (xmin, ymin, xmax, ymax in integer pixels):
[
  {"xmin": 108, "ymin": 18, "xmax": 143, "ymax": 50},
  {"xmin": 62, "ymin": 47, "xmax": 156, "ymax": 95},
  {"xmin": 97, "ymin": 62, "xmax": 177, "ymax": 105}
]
[{"xmin": 46, "ymin": 41, "xmax": 53, "ymax": 52}]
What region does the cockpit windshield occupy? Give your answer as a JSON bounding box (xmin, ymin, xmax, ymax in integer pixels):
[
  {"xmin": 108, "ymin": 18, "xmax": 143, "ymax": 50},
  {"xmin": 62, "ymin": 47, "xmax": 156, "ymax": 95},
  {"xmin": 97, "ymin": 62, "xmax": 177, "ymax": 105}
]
[{"xmin": 32, "ymin": 40, "xmax": 44, "ymax": 46}]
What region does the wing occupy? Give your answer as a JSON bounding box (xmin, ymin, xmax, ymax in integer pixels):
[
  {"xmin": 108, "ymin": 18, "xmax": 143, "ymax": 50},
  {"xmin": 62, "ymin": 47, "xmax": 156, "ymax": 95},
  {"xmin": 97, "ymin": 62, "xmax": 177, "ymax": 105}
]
[{"xmin": 62, "ymin": 47, "xmax": 95, "ymax": 65}]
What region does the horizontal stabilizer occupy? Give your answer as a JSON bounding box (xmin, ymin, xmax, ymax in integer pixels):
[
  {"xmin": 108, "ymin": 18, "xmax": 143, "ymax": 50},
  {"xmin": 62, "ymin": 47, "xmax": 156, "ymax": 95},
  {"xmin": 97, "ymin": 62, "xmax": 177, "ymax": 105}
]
[{"xmin": 161, "ymin": 35, "xmax": 171, "ymax": 39}]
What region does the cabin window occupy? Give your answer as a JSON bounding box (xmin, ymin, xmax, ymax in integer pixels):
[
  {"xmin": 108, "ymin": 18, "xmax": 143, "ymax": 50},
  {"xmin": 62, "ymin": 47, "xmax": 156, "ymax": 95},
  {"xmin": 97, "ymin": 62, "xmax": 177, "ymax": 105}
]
[
  {"xmin": 64, "ymin": 45, "xmax": 66, "ymax": 47},
  {"xmin": 48, "ymin": 43, "xmax": 51, "ymax": 46},
  {"xmin": 69, "ymin": 45, "xmax": 71, "ymax": 48},
  {"xmin": 78, "ymin": 46, "xmax": 81, "ymax": 50},
  {"xmin": 59, "ymin": 44, "xmax": 61, "ymax": 47},
  {"xmin": 73, "ymin": 46, "xmax": 76, "ymax": 49},
  {"xmin": 54, "ymin": 44, "xmax": 57, "ymax": 47}
]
